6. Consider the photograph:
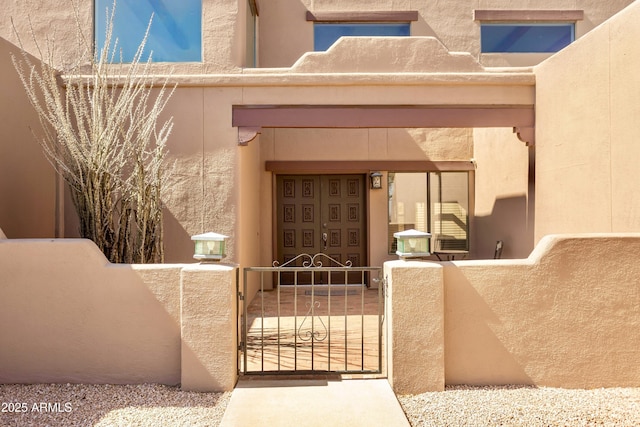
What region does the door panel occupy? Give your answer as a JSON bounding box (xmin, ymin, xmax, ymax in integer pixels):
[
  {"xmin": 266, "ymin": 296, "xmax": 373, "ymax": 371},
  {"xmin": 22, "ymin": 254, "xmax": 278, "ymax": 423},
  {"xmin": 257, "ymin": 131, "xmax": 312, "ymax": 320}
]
[{"xmin": 276, "ymin": 174, "xmax": 366, "ymax": 285}]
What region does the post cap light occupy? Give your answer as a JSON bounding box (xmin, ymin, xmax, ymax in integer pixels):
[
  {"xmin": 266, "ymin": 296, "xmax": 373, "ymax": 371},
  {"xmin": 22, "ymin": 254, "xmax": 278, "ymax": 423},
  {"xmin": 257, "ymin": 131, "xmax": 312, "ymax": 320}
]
[
  {"xmin": 370, "ymin": 171, "xmax": 383, "ymax": 189},
  {"xmin": 191, "ymin": 232, "xmax": 228, "ymax": 262},
  {"xmin": 393, "ymin": 229, "xmax": 431, "ymax": 259}
]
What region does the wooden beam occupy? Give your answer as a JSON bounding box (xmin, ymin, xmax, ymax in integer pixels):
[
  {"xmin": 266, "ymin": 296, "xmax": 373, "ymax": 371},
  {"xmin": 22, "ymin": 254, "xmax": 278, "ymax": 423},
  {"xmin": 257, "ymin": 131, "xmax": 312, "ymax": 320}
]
[
  {"xmin": 474, "ymin": 10, "xmax": 584, "ymax": 21},
  {"xmin": 306, "ymin": 11, "xmax": 419, "ymax": 22},
  {"xmin": 233, "ymin": 105, "xmax": 534, "ymax": 129},
  {"xmin": 265, "ymin": 161, "xmax": 475, "ymax": 173}
]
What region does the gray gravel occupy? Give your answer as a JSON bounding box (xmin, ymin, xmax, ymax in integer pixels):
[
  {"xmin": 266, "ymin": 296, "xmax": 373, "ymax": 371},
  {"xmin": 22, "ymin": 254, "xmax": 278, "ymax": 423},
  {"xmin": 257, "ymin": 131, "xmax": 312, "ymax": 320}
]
[
  {"xmin": 0, "ymin": 383, "xmax": 230, "ymax": 427},
  {"xmin": 398, "ymin": 385, "xmax": 640, "ymax": 427}
]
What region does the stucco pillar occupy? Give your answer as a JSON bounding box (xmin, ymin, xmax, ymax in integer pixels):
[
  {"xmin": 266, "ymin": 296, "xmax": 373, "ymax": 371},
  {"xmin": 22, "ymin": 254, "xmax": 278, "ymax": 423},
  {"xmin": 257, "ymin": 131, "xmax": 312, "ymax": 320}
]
[
  {"xmin": 385, "ymin": 260, "xmax": 444, "ymax": 393},
  {"xmin": 180, "ymin": 263, "xmax": 238, "ymax": 392}
]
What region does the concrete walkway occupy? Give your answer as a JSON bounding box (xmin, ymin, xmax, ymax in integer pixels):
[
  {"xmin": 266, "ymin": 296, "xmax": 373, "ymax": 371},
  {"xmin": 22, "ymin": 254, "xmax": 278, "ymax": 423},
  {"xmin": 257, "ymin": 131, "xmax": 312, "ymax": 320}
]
[{"xmin": 219, "ymin": 378, "xmax": 410, "ymax": 427}]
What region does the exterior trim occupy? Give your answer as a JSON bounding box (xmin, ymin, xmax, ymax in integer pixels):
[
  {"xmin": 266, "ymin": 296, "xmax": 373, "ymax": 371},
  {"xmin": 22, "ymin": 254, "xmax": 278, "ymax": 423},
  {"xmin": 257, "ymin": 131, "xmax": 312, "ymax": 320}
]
[
  {"xmin": 265, "ymin": 161, "xmax": 475, "ymax": 173},
  {"xmin": 233, "ymin": 105, "xmax": 534, "ymax": 128},
  {"xmin": 474, "ymin": 10, "xmax": 584, "ymax": 21},
  {"xmin": 306, "ymin": 11, "xmax": 419, "ymax": 22}
]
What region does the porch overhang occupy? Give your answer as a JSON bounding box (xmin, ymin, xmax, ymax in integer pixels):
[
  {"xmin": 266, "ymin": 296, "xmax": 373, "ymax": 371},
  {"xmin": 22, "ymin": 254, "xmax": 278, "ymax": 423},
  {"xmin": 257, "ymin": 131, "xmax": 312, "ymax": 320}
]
[{"xmin": 232, "ymin": 104, "xmax": 535, "ymax": 146}]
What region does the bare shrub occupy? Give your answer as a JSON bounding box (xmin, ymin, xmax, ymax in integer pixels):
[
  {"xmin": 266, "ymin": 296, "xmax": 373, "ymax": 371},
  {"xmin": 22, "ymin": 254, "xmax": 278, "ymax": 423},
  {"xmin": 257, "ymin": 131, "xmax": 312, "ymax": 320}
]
[{"xmin": 11, "ymin": 1, "xmax": 174, "ymax": 263}]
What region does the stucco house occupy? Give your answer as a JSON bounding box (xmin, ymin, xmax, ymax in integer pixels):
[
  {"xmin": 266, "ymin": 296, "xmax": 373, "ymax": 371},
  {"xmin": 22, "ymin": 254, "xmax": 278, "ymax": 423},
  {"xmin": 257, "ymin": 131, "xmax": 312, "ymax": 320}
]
[
  {"xmin": 2, "ymin": 0, "xmax": 640, "ymax": 393},
  {"xmin": 1, "ymin": 0, "xmax": 639, "ymax": 281}
]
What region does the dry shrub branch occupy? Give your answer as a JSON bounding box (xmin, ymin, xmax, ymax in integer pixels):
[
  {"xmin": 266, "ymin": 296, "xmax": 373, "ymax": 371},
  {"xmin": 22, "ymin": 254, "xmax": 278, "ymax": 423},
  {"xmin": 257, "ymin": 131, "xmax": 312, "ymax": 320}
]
[{"xmin": 11, "ymin": 1, "xmax": 174, "ymax": 263}]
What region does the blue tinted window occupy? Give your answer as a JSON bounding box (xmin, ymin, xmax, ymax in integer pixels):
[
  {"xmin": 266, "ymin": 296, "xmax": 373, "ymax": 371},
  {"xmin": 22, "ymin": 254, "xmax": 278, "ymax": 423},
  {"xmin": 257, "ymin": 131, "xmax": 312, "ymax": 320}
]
[
  {"xmin": 95, "ymin": 0, "xmax": 202, "ymax": 62},
  {"xmin": 314, "ymin": 23, "xmax": 410, "ymax": 51},
  {"xmin": 481, "ymin": 24, "xmax": 574, "ymax": 53}
]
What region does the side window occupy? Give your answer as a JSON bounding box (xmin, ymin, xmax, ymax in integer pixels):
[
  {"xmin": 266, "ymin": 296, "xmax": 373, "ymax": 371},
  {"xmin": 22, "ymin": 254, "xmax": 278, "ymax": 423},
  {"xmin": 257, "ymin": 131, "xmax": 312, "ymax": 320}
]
[
  {"xmin": 314, "ymin": 23, "xmax": 410, "ymax": 51},
  {"xmin": 481, "ymin": 23, "xmax": 574, "ymax": 53},
  {"xmin": 388, "ymin": 172, "xmax": 469, "ymax": 254},
  {"xmin": 95, "ymin": 0, "xmax": 202, "ymax": 62}
]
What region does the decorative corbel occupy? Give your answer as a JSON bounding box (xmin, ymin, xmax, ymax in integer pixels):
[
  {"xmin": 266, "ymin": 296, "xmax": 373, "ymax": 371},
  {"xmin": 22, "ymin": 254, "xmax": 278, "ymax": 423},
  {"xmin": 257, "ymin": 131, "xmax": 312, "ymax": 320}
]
[
  {"xmin": 513, "ymin": 126, "xmax": 535, "ymax": 146},
  {"xmin": 238, "ymin": 126, "xmax": 261, "ymax": 146}
]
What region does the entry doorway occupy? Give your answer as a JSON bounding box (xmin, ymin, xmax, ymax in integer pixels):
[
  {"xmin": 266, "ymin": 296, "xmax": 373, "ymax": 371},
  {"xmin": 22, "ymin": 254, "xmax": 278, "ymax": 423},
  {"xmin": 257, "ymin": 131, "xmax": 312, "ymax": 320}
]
[{"xmin": 275, "ymin": 174, "xmax": 367, "ymax": 285}]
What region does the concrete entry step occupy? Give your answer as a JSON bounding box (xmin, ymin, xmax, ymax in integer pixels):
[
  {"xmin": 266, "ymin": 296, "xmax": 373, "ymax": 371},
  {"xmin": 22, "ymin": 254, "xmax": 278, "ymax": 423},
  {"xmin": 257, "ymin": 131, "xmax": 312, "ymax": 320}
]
[{"xmin": 220, "ymin": 378, "xmax": 410, "ymax": 427}]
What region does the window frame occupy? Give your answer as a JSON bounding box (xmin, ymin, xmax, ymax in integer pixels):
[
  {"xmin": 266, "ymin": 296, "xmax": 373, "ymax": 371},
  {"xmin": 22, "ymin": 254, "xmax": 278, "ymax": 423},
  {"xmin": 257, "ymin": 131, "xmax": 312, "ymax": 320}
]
[
  {"xmin": 387, "ymin": 171, "xmax": 470, "ymax": 255},
  {"xmin": 474, "ymin": 9, "xmax": 583, "ymax": 54},
  {"xmin": 94, "ymin": 0, "xmax": 203, "ymax": 63},
  {"xmin": 480, "ymin": 23, "xmax": 575, "ymax": 53},
  {"xmin": 306, "ymin": 10, "xmax": 418, "ymax": 52}
]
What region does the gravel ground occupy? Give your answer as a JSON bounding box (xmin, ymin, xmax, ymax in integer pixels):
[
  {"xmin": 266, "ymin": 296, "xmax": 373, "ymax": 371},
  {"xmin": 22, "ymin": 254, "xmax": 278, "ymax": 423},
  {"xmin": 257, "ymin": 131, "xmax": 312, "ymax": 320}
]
[
  {"xmin": 398, "ymin": 385, "xmax": 640, "ymax": 427},
  {"xmin": 0, "ymin": 384, "xmax": 230, "ymax": 427},
  {"xmin": 2, "ymin": 383, "xmax": 640, "ymax": 426}
]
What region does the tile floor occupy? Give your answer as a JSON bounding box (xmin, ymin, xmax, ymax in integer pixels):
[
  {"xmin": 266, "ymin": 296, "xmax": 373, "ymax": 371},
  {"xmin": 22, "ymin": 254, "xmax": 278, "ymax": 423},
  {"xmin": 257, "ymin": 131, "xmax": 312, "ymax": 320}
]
[{"xmin": 241, "ymin": 285, "xmax": 385, "ymax": 375}]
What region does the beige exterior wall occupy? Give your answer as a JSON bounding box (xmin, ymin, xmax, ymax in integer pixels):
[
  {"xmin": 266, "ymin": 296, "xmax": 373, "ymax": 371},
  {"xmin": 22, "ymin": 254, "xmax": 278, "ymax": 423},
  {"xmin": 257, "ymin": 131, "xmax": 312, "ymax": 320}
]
[
  {"xmin": 2, "ymin": 1, "xmax": 633, "ymax": 72},
  {"xmin": 259, "ymin": 0, "xmax": 634, "ymax": 68},
  {"xmin": 0, "ymin": 238, "xmax": 238, "ymax": 391},
  {"xmin": 386, "ymin": 234, "xmax": 640, "ymax": 394},
  {"xmin": 472, "ymin": 128, "xmax": 533, "ymax": 259},
  {"xmin": 0, "ymin": 239, "xmax": 182, "ymax": 385},
  {"xmin": 0, "ymin": 38, "xmax": 57, "ymax": 239},
  {"xmin": 1, "ymin": 0, "xmax": 249, "ymax": 73},
  {"xmin": 0, "ymin": 0, "xmax": 635, "ymax": 268},
  {"xmin": 535, "ymin": 1, "xmax": 640, "ymax": 242}
]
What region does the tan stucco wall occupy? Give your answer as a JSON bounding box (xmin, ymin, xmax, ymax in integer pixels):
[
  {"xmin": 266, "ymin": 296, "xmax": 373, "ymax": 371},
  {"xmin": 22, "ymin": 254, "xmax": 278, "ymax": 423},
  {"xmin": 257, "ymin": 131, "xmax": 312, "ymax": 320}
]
[
  {"xmin": 2, "ymin": 0, "xmax": 634, "ymax": 267},
  {"xmin": 534, "ymin": 1, "xmax": 640, "ymax": 242},
  {"xmin": 0, "ymin": 239, "xmax": 182, "ymax": 384},
  {"xmin": 4, "ymin": 1, "xmax": 632, "ymax": 72},
  {"xmin": 260, "ymin": 0, "xmax": 635, "ymax": 68},
  {"xmin": 386, "ymin": 234, "xmax": 640, "ymax": 393},
  {"xmin": 0, "ymin": 238, "xmax": 239, "ymax": 391},
  {"xmin": 181, "ymin": 263, "xmax": 238, "ymax": 392},
  {"xmin": 0, "ymin": 38, "xmax": 57, "ymax": 239},
  {"xmin": 472, "ymin": 128, "xmax": 534, "ymax": 259},
  {"xmin": 1, "ymin": 0, "xmax": 248, "ymax": 73},
  {"xmin": 385, "ymin": 260, "xmax": 445, "ymax": 394}
]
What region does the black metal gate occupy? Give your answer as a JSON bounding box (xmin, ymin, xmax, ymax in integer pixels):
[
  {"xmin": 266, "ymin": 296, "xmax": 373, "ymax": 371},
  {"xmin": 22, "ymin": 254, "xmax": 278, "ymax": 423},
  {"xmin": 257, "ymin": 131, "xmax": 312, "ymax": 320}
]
[{"xmin": 240, "ymin": 253, "xmax": 384, "ymax": 375}]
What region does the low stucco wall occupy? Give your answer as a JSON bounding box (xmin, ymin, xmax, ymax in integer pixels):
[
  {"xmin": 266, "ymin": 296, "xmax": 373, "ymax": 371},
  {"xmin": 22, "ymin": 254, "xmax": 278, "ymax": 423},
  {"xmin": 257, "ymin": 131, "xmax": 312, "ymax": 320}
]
[
  {"xmin": 386, "ymin": 234, "xmax": 640, "ymax": 394},
  {"xmin": 0, "ymin": 238, "xmax": 238, "ymax": 391}
]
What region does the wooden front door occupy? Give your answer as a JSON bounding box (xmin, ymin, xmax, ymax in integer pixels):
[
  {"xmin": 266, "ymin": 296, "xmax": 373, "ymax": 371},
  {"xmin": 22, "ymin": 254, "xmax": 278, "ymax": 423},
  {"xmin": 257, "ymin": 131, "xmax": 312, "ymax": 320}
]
[{"xmin": 276, "ymin": 174, "xmax": 367, "ymax": 284}]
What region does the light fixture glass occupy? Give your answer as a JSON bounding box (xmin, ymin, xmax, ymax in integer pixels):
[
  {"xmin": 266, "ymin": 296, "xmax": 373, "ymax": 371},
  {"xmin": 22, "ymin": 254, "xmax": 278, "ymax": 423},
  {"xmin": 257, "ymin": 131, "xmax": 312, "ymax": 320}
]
[
  {"xmin": 393, "ymin": 229, "xmax": 431, "ymax": 259},
  {"xmin": 191, "ymin": 232, "xmax": 228, "ymax": 261},
  {"xmin": 370, "ymin": 171, "xmax": 383, "ymax": 189}
]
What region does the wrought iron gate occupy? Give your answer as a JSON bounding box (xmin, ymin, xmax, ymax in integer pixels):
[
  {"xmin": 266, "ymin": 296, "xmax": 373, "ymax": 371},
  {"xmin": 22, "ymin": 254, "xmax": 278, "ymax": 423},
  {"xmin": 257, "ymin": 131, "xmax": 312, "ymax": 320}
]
[{"xmin": 240, "ymin": 253, "xmax": 384, "ymax": 375}]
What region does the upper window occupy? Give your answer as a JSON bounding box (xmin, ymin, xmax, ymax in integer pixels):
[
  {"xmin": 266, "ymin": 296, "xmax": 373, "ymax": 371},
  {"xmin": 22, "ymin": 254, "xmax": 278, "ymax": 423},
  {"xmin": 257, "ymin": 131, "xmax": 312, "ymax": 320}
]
[
  {"xmin": 95, "ymin": 0, "xmax": 202, "ymax": 63},
  {"xmin": 306, "ymin": 11, "xmax": 418, "ymax": 52},
  {"xmin": 481, "ymin": 24, "xmax": 574, "ymax": 53},
  {"xmin": 475, "ymin": 10, "xmax": 583, "ymax": 54},
  {"xmin": 314, "ymin": 23, "xmax": 410, "ymax": 51}
]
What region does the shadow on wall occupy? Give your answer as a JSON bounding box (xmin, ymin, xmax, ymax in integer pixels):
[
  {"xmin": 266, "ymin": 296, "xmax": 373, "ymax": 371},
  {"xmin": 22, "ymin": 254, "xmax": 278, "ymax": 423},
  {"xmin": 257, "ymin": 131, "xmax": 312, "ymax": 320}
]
[
  {"xmin": 472, "ymin": 195, "xmax": 534, "ymax": 259},
  {"xmin": 63, "ymin": 186, "xmax": 194, "ymax": 263},
  {"xmin": 0, "ymin": 239, "xmax": 181, "ymax": 384},
  {"xmin": 443, "ymin": 265, "xmax": 534, "ymax": 386},
  {"xmin": 163, "ymin": 207, "xmax": 196, "ymax": 263}
]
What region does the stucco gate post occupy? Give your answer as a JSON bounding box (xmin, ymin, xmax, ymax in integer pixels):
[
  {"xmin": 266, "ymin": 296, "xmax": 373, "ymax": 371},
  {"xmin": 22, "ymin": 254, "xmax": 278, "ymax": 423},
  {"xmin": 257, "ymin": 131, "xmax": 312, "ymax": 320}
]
[
  {"xmin": 180, "ymin": 263, "xmax": 238, "ymax": 392},
  {"xmin": 385, "ymin": 260, "xmax": 445, "ymax": 393}
]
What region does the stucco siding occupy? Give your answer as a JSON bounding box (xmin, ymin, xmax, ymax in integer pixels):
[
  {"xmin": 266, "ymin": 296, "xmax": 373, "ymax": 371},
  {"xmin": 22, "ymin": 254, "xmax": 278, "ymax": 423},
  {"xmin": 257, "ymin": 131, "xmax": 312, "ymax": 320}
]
[{"xmin": 535, "ymin": 1, "xmax": 640, "ymax": 241}]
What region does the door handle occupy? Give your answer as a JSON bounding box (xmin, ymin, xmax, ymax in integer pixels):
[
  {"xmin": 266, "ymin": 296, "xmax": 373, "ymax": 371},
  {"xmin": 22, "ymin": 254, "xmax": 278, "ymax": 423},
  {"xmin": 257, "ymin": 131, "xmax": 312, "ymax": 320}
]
[{"xmin": 322, "ymin": 232, "xmax": 328, "ymax": 250}]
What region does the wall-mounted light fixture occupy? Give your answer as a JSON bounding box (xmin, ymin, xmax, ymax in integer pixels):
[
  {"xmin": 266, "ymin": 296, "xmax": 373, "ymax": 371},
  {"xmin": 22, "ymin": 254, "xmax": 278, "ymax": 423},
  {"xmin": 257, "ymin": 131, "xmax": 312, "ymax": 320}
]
[
  {"xmin": 191, "ymin": 232, "xmax": 228, "ymax": 262},
  {"xmin": 370, "ymin": 171, "xmax": 383, "ymax": 189}
]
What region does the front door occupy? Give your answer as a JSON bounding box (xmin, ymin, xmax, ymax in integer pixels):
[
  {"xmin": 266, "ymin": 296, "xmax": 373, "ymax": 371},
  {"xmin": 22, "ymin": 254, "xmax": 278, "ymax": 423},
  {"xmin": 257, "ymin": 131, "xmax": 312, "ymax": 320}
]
[{"xmin": 276, "ymin": 174, "xmax": 366, "ymax": 284}]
